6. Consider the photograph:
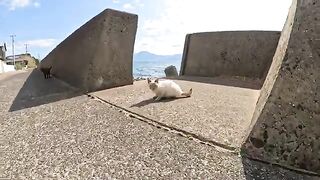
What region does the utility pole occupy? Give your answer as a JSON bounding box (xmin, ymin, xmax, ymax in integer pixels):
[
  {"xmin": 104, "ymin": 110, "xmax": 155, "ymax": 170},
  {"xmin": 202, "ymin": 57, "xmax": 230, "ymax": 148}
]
[
  {"xmin": 25, "ymin": 43, "xmax": 29, "ymax": 54},
  {"xmin": 10, "ymin": 35, "xmax": 16, "ymax": 66}
]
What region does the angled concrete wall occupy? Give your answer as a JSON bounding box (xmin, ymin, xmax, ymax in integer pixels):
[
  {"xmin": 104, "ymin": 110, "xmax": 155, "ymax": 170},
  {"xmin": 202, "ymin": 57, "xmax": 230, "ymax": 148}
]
[
  {"xmin": 180, "ymin": 31, "xmax": 280, "ymax": 80},
  {"xmin": 242, "ymin": 0, "xmax": 320, "ymax": 173},
  {"xmin": 41, "ymin": 9, "xmax": 138, "ymax": 92}
]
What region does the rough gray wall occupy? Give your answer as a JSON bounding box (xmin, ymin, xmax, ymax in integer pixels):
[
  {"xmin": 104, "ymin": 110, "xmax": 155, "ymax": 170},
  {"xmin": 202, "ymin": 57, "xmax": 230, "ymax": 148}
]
[
  {"xmin": 242, "ymin": 0, "xmax": 320, "ymax": 173},
  {"xmin": 180, "ymin": 31, "xmax": 280, "ymax": 80},
  {"xmin": 41, "ymin": 9, "xmax": 138, "ymax": 92}
]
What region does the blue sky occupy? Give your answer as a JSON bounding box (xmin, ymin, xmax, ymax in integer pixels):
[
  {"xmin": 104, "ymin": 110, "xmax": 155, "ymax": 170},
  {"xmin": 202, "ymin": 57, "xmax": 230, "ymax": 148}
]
[{"xmin": 0, "ymin": 0, "xmax": 292, "ymax": 59}]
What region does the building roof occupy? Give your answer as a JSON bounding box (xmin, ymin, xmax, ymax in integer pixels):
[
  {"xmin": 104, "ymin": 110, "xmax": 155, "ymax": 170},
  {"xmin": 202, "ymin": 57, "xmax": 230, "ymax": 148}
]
[{"xmin": 6, "ymin": 54, "xmax": 31, "ymax": 61}]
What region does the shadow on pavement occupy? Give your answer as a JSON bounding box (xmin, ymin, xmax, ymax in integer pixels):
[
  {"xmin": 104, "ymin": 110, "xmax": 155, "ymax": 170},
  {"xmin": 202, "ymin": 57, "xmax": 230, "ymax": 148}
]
[
  {"xmin": 9, "ymin": 69, "xmax": 83, "ymax": 112},
  {"xmin": 130, "ymin": 96, "xmax": 191, "ymax": 108},
  {"xmin": 166, "ymin": 75, "xmax": 263, "ymax": 90}
]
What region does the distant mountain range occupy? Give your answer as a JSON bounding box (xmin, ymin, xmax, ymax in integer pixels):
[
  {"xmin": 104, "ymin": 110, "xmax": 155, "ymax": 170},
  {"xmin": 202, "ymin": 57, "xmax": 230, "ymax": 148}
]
[{"xmin": 134, "ymin": 51, "xmax": 182, "ymax": 62}]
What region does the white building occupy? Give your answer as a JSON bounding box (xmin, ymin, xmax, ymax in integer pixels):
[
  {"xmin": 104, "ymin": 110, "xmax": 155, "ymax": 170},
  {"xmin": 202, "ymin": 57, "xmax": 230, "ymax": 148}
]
[{"xmin": 0, "ymin": 43, "xmax": 15, "ymax": 73}]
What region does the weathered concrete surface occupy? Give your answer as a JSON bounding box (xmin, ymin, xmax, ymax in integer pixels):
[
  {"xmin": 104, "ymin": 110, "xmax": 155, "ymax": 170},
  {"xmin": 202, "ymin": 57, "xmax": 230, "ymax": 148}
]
[
  {"xmin": 180, "ymin": 31, "xmax": 280, "ymax": 82},
  {"xmin": 40, "ymin": 9, "xmax": 138, "ymax": 92},
  {"xmin": 0, "ymin": 69, "xmax": 82, "ymax": 112},
  {"xmin": 243, "ymin": 0, "xmax": 320, "ymax": 173},
  {"xmin": 92, "ymin": 76, "xmax": 260, "ymax": 149},
  {"xmin": 1, "ymin": 71, "xmax": 319, "ymax": 179},
  {"xmin": 1, "ymin": 97, "xmax": 242, "ymax": 179},
  {"xmin": 164, "ymin": 65, "xmax": 178, "ymax": 77}
]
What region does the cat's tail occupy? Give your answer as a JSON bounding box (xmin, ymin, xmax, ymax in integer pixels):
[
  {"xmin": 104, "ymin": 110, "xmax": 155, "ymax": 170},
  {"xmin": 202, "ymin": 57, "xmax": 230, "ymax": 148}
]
[{"xmin": 181, "ymin": 88, "xmax": 192, "ymax": 97}]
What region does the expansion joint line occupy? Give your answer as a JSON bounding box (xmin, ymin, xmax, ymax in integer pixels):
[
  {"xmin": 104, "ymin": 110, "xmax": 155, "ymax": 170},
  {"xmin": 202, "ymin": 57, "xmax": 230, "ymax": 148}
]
[{"xmin": 87, "ymin": 94, "xmax": 238, "ymax": 154}]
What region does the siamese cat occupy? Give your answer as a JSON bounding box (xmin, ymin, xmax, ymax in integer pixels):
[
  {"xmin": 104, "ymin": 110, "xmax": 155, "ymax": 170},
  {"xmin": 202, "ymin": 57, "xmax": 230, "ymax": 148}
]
[{"xmin": 147, "ymin": 78, "xmax": 192, "ymax": 101}]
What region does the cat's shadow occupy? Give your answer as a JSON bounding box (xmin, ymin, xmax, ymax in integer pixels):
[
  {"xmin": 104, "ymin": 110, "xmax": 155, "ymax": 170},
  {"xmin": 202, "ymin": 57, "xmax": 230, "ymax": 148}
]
[{"xmin": 130, "ymin": 97, "xmax": 188, "ymax": 108}]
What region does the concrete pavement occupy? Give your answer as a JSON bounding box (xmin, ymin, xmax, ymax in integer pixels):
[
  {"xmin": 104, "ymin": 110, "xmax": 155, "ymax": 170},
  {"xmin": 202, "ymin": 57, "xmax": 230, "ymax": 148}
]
[
  {"xmin": 92, "ymin": 76, "xmax": 260, "ymax": 149},
  {"xmin": 0, "ymin": 70, "xmax": 319, "ymax": 179}
]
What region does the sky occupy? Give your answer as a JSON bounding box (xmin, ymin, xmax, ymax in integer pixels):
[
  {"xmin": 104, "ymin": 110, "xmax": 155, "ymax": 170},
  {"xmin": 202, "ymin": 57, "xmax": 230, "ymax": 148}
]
[{"xmin": 0, "ymin": 0, "xmax": 292, "ymax": 59}]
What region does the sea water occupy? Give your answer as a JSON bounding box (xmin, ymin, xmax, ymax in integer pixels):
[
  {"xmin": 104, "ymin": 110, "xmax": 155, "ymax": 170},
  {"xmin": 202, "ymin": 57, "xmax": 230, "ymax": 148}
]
[{"xmin": 133, "ymin": 59, "xmax": 181, "ymax": 78}]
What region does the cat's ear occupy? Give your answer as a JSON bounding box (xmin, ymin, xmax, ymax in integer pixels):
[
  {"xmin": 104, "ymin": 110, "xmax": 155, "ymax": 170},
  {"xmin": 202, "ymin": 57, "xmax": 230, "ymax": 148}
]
[
  {"xmin": 147, "ymin": 78, "xmax": 151, "ymax": 84},
  {"xmin": 155, "ymin": 78, "xmax": 159, "ymax": 83}
]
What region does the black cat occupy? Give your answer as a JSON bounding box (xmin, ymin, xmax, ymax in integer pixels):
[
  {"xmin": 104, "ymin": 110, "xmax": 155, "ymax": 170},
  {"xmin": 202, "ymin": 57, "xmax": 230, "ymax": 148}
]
[{"xmin": 40, "ymin": 66, "xmax": 52, "ymax": 79}]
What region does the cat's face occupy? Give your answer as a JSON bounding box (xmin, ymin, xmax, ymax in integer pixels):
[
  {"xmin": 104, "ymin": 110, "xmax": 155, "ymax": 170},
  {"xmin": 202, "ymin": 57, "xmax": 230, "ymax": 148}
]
[{"xmin": 147, "ymin": 78, "xmax": 159, "ymax": 91}]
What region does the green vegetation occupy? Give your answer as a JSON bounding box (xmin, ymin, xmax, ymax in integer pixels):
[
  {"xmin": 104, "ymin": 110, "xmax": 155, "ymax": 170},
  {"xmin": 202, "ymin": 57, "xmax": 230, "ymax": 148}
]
[
  {"xmin": 14, "ymin": 63, "xmax": 24, "ymax": 70},
  {"xmin": 33, "ymin": 57, "xmax": 40, "ymax": 65}
]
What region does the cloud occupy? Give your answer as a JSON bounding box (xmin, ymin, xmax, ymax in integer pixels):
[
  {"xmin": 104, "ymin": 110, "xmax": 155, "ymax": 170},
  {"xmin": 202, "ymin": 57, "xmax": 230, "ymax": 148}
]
[
  {"xmin": 122, "ymin": 0, "xmax": 144, "ymax": 11},
  {"xmin": 6, "ymin": 39, "xmax": 57, "ymax": 55},
  {"xmin": 135, "ymin": 0, "xmax": 292, "ymax": 55},
  {"xmin": 0, "ymin": 0, "xmax": 40, "ymax": 10},
  {"xmin": 24, "ymin": 39, "xmax": 57, "ymax": 48},
  {"xmin": 112, "ymin": 0, "xmax": 120, "ymax": 3},
  {"xmin": 133, "ymin": 0, "xmax": 144, "ymax": 7},
  {"xmin": 123, "ymin": 3, "xmax": 134, "ymax": 10},
  {"xmin": 33, "ymin": 1, "xmax": 39, "ymax": 7}
]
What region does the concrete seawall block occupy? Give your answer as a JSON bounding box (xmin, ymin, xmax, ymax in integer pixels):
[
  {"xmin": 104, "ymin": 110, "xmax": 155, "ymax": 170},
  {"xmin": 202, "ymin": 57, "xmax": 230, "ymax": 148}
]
[
  {"xmin": 242, "ymin": 0, "xmax": 320, "ymax": 173},
  {"xmin": 180, "ymin": 31, "xmax": 280, "ymax": 81},
  {"xmin": 41, "ymin": 9, "xmax": 138, "ymax": 92},
  {"xmin": 164, "ymin": 65, "xmax": 178, "ymax": 77}
]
